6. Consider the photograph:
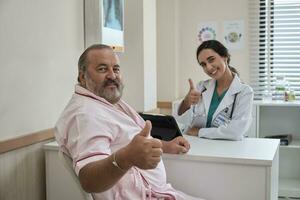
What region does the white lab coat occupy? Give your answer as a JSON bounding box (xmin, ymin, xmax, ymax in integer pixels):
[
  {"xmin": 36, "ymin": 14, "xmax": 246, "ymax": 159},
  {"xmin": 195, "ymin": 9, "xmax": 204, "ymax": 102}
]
[{"xmin": 174, "ymin": 75, "xmax": 253, "ymax": 141}]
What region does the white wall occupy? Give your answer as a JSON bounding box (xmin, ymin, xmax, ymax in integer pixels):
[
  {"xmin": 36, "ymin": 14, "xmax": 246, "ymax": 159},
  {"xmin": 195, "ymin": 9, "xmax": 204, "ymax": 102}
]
[
  {"xmin": 143, "ymin": 0, "xmax": 157, "ymax": 111},
  {"xmin": 119, "ymin": 0, "xmax": 157, "ymax": 112},
  {"xmin": 156, "ymin": 0, "xmax": 180, "ymax": 101},
  {"xmin": 0, "ymin": 0, "xmax": 157, "ymax": 140},
  {"xmin": 118, "ymin": 0, "xmax": 144, "ymax": 111},
  {"xmin": 0, "ymin": 0, "xmax": 84, "ymax": 140},
  {"xmin": 157, "ymin": 0, "xmax": 249, "ymax": 101}
]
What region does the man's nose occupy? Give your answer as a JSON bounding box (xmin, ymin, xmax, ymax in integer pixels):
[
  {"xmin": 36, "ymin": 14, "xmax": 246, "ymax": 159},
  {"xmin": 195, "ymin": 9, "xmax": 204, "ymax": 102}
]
[{"xmin": 106, "ymin": 68, "xmax": 116, "ymax": 79}]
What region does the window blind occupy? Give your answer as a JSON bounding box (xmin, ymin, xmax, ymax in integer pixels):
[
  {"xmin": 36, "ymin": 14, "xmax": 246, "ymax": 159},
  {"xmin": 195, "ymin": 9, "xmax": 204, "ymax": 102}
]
[{"xmin": 249, "ymin": 0, "xmax": 300, "ymax": 100}]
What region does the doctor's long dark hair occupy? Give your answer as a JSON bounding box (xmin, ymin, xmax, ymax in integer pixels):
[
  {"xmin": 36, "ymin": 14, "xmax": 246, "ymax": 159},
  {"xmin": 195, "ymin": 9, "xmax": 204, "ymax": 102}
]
[{"xmin": 196, "ymin": 40, "xmax": 239, "ymax": 76}]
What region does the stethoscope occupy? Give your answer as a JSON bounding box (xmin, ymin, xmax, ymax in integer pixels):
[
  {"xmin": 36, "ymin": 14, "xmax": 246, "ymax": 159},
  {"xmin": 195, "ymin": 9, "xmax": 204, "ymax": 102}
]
[{"xmin": 229, "ymin": 92, "xmax": 238, "ymax": 119}]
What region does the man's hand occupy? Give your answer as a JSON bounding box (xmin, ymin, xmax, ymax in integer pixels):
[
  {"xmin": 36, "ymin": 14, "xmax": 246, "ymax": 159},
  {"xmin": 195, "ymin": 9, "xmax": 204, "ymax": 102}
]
[
  {"xmin": 78, "ymin": 121, "xmax": 162, "ymax": 193},
  {"xmin": 184, "ymin": 79, "xmax": 201, "ymax": 107},
  {"xmin": 186, "ymin": 127, "xmax": 200, "ymax": 136},
  {"xmin": 162, "ymin": 136, "xmax": 190, "ymax": 154},
  {"xmin": 125, "ymin": 121, "xmax": 163, "ymax": 169}
]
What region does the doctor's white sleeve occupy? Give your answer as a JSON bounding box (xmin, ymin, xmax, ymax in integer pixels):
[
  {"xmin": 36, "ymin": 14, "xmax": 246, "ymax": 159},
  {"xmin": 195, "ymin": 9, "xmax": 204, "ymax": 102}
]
[
  {"xmin": 172, "ymin": 99, "xmax": 194, "ymax": 133},
  {"xmin": 198, "ymin": 87, "xmax": 254, "ymax": 141}
]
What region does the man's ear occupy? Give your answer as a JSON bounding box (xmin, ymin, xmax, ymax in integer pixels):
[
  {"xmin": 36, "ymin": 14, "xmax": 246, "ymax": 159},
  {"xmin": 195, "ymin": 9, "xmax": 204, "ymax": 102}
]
[{"xmin": 78, "ymin": 71, "xmax": 86, "ymax": 87}]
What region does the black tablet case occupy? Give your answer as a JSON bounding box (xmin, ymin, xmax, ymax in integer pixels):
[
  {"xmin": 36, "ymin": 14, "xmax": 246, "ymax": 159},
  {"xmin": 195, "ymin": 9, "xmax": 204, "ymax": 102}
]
[{"xmin": 139, "ymin": 113, "xmax": 182, "ymax": 141}]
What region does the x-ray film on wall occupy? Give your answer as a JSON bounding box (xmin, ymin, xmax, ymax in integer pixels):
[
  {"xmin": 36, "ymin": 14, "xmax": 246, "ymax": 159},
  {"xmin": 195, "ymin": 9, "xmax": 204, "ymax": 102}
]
[
  {"xmin": 102, "ymin": 0, "xmax": 124, "ymax": 51},
  {"xmin": 84, "ymin": 0, "xmax": 124, "ymax": 52}
]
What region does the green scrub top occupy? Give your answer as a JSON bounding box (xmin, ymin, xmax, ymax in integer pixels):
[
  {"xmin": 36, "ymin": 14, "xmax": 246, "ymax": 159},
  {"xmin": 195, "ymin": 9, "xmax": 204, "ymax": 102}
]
[{"xmin": 206, "ymin": 83, "xmax": 228, "ymax": 127}]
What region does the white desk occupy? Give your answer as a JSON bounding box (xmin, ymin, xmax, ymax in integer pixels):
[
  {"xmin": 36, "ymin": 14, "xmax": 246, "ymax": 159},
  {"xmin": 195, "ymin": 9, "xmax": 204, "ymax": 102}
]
[
  {"xmin": 163, "ymin": 136, "xmax": 280, "ymax": 200},
  {"xmin": 44, "ymin": 136, "xmax": 279, "ymax": 200}
]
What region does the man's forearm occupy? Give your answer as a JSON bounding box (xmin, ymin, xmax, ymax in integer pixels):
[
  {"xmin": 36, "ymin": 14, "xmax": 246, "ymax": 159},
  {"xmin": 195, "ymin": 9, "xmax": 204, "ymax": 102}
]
[
  {"xmin": 161, "ymin": 140, "xmax": 172, "ymax": 153},
  {"xmin": 78, "ymin": 147, "xmax": 132, "ymax": 193}
]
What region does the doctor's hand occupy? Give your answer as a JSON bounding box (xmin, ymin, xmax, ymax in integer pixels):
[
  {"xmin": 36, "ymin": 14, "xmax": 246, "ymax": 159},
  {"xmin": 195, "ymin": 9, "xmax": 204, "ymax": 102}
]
[
  {"xmin": 186, "ymin": 127, "xmax": 200, "ymax": 137},
  {"xmin": 184, "ymin": 79, "xmax": 201, "ymax": 107},
  {"xmin": 178, "ymin": 79, "xmax": 202, "ymax": 116},
  {"xmin": 161, "ymin": 136, "xmax": 190, "ymax": 154},
  {"xmin": 124, "ymin": 121, "xmax": 163, "ymax": 170}
]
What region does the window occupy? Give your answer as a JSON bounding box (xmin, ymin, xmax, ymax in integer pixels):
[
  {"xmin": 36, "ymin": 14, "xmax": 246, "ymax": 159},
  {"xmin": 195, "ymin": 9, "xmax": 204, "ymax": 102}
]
[{"xmin": 249, "ymin": 0, "xmax": 300, "ymax": 100}]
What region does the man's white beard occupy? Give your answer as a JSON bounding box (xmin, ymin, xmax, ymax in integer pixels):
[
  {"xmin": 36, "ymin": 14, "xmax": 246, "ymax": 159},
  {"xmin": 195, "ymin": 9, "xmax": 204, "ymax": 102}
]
[
  {"xmin": 85, "ymin": 76, "xmax": 124, "ymax": 104},
  {"xmin": 98, "ymin": 86, "xmax": 122, "ymax": 104}
]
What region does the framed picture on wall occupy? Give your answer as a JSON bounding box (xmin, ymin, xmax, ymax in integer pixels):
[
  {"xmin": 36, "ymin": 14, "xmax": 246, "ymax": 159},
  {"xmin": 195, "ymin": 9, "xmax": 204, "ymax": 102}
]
[{"xmin": 85, "ymin": 0, "xmax": 124, "ymax": 52}]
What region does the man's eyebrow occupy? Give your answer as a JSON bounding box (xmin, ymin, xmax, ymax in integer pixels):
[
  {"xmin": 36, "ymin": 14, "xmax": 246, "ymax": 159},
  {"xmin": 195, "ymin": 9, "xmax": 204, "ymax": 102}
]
[{"xmin": 96, "ymin": 63, "xmax": 108, "ymax": 67}]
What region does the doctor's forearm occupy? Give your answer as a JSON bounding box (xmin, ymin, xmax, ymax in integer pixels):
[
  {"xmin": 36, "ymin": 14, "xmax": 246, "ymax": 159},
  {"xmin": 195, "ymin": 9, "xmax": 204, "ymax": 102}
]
[
  {"xmin": 200, "ymin": 125, "xmax": 244, "ymax": 141},
  {"xmin": 178, "ymin": 100, "xmax": 190, "ymax": 115}
]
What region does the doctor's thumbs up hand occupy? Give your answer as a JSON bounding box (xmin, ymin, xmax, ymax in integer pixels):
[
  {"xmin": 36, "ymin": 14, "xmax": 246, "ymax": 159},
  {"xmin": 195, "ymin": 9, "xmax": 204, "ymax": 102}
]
[
  {"xmin": 185, "ymin": 78, "xmax": 201, "ymax": 107},
  {"xmin": 125, "ymin": 121, "xmax": 163, "ymax": 170},
  {"xmin": 178, "ymin": 79, "xmax": 202, "ymax": 115}
]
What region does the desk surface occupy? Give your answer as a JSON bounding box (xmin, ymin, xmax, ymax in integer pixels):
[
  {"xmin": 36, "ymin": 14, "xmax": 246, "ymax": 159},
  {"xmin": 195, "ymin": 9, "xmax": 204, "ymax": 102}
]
[
  {"xmin": 44, "ymin": 135, "xmax": 279, "ymax": 166},
  {"xmin": 163, "ymin": 135, "xmax": 279, "ymax": 166}
]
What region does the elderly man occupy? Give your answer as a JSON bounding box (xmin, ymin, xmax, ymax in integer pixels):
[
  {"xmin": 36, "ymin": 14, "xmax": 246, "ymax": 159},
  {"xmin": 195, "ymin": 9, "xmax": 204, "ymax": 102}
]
[{"xmin": 55, "ymin": 44, "xmax": 204, "ymax": 199}]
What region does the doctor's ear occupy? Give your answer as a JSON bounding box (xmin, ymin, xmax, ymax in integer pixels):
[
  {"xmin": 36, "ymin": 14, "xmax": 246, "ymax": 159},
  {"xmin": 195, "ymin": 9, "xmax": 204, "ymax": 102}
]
[{"xmin": 222, "ymin": 56, "xmax": 228, "ymax": 64}]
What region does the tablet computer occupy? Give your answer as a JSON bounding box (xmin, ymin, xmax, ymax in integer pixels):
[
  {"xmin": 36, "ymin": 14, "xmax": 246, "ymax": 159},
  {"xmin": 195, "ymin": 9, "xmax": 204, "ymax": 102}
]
[{"xmin": 139, "ymin": 113, "xmax": 182, "ymax": 141}]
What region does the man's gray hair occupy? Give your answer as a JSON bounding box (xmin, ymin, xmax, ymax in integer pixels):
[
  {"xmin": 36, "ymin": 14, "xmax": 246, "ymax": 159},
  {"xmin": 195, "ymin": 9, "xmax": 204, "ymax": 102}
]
[{"xmin": 77, "ymin": 44, "xmax": 112, "ymax": 82}]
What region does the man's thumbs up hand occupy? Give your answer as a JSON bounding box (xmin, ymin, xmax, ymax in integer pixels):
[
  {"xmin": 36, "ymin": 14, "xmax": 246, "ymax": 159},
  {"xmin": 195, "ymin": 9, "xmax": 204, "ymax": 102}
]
[
  {"xmin": 126, "ymin": 120, "xmax": 162, "ymax": 169},
  {"xmin": 139, "ymin": 120, "xmax": 152, "ymax": 137}
]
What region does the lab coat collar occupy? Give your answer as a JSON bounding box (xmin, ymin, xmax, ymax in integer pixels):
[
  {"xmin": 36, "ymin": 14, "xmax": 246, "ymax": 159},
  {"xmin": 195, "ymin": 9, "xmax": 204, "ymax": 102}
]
[
  {"xmin": 201, "ymin": 74, "xmax": 243, "ymax": 117},
  {"xmin": 201, "ymin": 80, "xmax": 215, "ymax": 116},
  {"xmin": 227, "ymin": 74, "xmax": 243, "ymax": 95},
  {"xmin": 213, "ymin": 74, "xmax": 243, "ymax": 117}
]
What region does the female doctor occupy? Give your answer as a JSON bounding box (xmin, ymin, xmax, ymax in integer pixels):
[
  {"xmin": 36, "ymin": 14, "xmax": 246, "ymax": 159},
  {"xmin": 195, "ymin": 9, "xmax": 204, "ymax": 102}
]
[{"xmin": 175, "ymin": 40, "xmax": 253, "ymax": 141}]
